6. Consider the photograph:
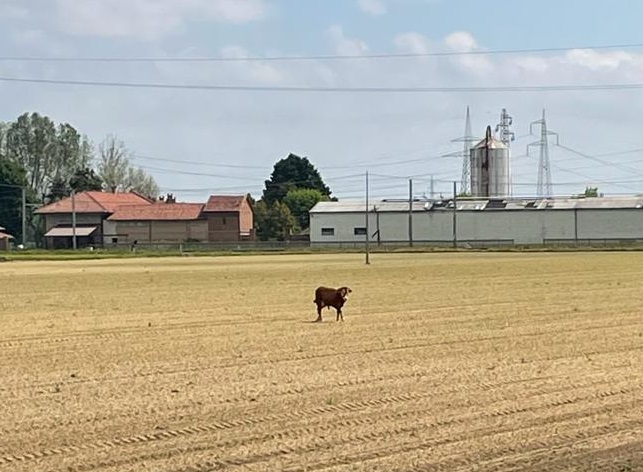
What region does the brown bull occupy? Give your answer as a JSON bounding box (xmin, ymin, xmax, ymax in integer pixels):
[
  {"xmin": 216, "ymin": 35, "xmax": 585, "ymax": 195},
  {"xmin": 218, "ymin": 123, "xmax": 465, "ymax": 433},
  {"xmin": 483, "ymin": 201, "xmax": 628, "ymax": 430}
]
[{"xmin": 313, "ymin": 286, "xmax": 352, "ymax": 322}]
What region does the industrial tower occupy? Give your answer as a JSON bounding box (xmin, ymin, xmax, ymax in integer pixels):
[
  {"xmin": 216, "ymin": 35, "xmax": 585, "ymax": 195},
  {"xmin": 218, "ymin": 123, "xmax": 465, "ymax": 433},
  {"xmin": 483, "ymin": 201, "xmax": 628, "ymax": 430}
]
[
  {"xmin": 528, "ymin": 109, "xmax": 558, "ymax": 198},
  {"xmin": 495, "ymin": 108, "xmax": 515, "ymax": 147},
  {"xmin": 495, "ymin": 108, "xmax": 515, "ymax": 196}
]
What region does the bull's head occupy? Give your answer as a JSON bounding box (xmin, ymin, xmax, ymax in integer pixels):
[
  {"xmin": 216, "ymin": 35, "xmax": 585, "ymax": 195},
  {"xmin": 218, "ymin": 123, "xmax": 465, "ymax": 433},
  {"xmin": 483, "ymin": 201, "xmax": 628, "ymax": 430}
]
[{"xmin": 338, "ymin": 287, "xmax": 352, "ymax": 299}]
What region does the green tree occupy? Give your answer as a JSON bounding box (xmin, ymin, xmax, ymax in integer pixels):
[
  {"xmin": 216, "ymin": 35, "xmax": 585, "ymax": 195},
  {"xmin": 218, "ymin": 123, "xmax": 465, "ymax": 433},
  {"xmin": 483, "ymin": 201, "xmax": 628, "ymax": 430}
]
[
  {"xmin": 270, "ymin": 201, "xmax": 298, "ymax": 241},
  {"xmin": 253, "ymin": 200, "xmax": 298, "ymax": 241},
  {"xmin": 70, "ymin": 167, "xmax": 103, "ymax": 193},
  {"xmin": 262, "ymin": 153, "xmax": 332, "ymax": 205},
  {"xmin": 0, "ymin": 158, "xmax": 30, "ymax": 242},
  {"xmin": 46, "ymin": 177, "xmax": 71, "ymax": 203},
  {"xmin": 253, "ymin": 200, "xmax": 272, "ymax": 241},
  {"xmin": 4, "ymin": 113, "xmax": 93, "ymax": 200},
  {"xmin": 584, "ymin": 186, "xmax": 599, "ymax": 197},
  {"xmin": 45, "ymin": 167, "xmax": 104, "ymax": 203},
  {"xmin": 283, "ymin": 188, "xmax": 329, "ymax": 229}
]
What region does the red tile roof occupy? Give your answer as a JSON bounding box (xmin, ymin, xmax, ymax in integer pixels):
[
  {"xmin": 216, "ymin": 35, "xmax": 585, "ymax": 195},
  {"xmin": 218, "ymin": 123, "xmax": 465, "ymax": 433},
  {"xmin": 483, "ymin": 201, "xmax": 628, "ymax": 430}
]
[
  {"xmin": 204, "ymin": 195, "xmax": 247, "ymax": 212},
  {"xmin": 36, "ymin": 191, "xmax": 153, "ymax": 214},
  {"xmin": 107, "ymin": 203, "xmax": 205, "ymax": 221}
]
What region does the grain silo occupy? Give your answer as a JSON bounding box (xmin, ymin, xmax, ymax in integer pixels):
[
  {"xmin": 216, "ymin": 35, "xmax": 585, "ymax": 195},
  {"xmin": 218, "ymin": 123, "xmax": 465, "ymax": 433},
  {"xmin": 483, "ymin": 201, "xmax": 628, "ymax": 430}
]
[{"xmin": 470, "ymin": 125, "xmax": 511, "ymax": 198}]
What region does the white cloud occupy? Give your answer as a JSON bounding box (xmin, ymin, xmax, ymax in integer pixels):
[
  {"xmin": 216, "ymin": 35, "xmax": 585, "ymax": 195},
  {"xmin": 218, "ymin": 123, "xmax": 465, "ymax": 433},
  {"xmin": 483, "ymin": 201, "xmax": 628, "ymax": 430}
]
[
  {"xmin": 394, "ymin": 32, "xmax": 433, "ymax": 54},
  {"xmin": 326, "ymin": 25, "xmax": 369, "ymax": 56},
  {"xmin": 564, "ymin": 49, "xmax": 639, "ymax": 70},
  {"xmin": 357, "ymin": 0, "xmax": 387, "ymax": 16},
  {"xmin": 357, "ymin": 0, "xmax": 439, "ymax": 16},
  {"xmin": 444, "ymin": 31, "xmax": 478, "ymax": 53},
  {"xmin": 54, "ymin": 0, "xmax": 268, "ymax": 40}
]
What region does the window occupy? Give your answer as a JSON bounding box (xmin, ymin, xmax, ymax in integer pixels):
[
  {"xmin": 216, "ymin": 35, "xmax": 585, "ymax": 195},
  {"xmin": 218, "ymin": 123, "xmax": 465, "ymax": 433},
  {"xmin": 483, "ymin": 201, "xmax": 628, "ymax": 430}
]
[
  {"xmin": 222, "ymin": 217, "xmax": 227, "ymax": 225},
  {"xmin": 321, "ymin": 227, "xmax": 335, "ymax": 236},
  {"xmin": 111, "ymin": 237, "xmax": 118, "ymax": 244},
  {"xmin": 354, "ymin": 227, "xmax": 367, "ymax": 236}
]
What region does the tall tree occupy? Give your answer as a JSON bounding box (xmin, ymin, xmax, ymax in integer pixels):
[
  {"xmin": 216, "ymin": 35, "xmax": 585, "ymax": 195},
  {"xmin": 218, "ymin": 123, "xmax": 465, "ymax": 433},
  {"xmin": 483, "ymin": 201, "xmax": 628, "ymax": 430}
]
[
  {"xmin": 97, "ymin": 134, "xmax": 158, "ymax": 197},
  {"xmin": 125, "ymin": 167, "xmax": 159, "ymax": 199},
  {"xmin": 3, "ymin": 113, "xmax": 94, "ymax": 200},
  {"xmin": 283, "ymin": 188, "xmax": 329, "ymax": 229},
  {"xmin": 5, "ymin": 112, "xmax": 57, "ymax": 199},
  {"xmin": 0, "ymin": 158, "xmax": 31, "ymax": 242},
  {"xmin": 97, "ymin": 134, "xmax": 129, "ymax": 192},
  {"xmin": 262, "ymin": 153, "xmax": 332, "ymax": 205},
  {"xmin": 0, "ymin": 122, "xmax": 8, "ymax": 158}
]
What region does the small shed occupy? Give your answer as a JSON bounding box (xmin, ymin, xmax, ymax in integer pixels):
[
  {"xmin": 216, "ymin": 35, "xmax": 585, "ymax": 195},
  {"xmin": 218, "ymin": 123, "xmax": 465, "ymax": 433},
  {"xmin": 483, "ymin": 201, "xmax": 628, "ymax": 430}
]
[{"xmin": 0, "ymin": 226, "xmax": 14, "ymax": 251}]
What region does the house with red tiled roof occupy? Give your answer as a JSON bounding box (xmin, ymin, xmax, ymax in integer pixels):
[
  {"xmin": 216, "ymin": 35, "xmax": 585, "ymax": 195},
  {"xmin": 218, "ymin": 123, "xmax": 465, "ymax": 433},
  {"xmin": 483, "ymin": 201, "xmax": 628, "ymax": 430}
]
[
  {"xmin": 106, "ymin": 203, "xmax": 208, "ymax": 244},
  {"xmin": 0, "ymin": 225, "xmax": 14, "ymax": 251},
  {"xmin": 203, "ymin": 195, "xmax": 254, "ymax": 241},
  {"xmin": 35, "ymin": 191, "xmax": 153, "ymax": 248},
  {"xmin": 34, "ymin": 192, "xmax": 254, "ymax": 248}
]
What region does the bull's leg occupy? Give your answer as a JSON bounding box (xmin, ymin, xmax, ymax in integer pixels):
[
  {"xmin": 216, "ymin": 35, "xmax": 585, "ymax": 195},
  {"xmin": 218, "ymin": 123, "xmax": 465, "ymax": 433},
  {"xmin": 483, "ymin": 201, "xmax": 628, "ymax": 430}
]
[
  {"xmin": 315, "ymin": 303, "xmax": 323, "ymax": 322},
  {"xmin": 336, "ymin": 308, "xmax": 343, "ymax": 322}
]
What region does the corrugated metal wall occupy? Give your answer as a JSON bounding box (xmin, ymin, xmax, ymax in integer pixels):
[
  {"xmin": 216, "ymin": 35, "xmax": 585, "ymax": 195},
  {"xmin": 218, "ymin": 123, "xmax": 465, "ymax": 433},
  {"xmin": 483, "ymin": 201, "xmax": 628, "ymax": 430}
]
[{"xmin": 310, "ymin": 209, "xmax": 643, "ymax": 245}]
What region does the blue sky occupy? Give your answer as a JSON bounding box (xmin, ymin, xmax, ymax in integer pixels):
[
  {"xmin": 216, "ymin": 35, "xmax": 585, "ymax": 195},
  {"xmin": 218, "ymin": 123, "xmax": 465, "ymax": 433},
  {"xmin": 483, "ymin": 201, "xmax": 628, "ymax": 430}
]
[{"xmin": 1, "ymin": 0, "xmax": 643, "ymax": 201}]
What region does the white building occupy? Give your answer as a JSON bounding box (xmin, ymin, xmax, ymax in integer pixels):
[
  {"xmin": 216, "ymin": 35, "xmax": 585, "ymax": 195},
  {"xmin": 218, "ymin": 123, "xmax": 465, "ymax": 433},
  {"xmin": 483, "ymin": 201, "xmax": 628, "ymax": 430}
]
[{"xmin": 309, "ymin": 196, "xmax": 643, "ymax": 247}]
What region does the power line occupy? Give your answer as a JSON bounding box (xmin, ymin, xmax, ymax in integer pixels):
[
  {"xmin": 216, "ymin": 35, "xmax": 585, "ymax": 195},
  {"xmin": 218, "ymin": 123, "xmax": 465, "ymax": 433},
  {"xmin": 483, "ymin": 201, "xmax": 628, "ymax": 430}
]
[
  {"xmin": 3, "ymin": 76, "xmax": 643, "ymax": 94},
  {"xmin": 1, "ymin": 42, "xmax": 642, "ymax": 63},
  {"xmin": 131, "ymin": 151, "xmax": 447, "ymax": 171},
  {"xmin": 133, "ymin": 154, "xmax": 267, "ymax": 170}
]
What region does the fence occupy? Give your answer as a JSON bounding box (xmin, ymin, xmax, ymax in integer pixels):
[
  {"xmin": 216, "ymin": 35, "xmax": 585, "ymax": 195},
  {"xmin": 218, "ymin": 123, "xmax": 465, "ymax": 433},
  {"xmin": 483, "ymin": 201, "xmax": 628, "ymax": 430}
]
[
  {"xmin": 10, "ymin": 238, "xmax": 643, "ymax": 255},
  {"xmin": 543, "ymin": 238, "xmax": 643, "ymax": 247}
]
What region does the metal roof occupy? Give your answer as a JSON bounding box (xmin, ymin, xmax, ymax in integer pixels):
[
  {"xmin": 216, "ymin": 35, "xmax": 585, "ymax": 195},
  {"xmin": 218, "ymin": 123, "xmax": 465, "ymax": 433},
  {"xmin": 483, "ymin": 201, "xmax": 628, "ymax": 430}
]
[
  {"xmin": 311, "ymin": 196, "xmax": 643, "ymax": 213},
  {"xmin": 45, "ymin": 226, "xmax": 98, "ymax": 237},
  {"xmin": 311, "ymin": 200, "xmax": 430, "ymax": 213}
]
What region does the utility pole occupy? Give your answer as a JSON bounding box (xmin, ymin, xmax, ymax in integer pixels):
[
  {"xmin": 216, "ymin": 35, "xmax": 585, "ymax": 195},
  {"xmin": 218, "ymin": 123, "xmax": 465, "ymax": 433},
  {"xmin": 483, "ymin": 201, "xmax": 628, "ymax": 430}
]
[
  {"xmin": 365, "ymin": 171, "xmax": 370, "ymax": 265},
  {"xmin": 452, "ymin": 181, "xmax": 458, "ymax": 248},
  {"xmin": 21, "ymin": 187, "xmax": 27, "ymax": 247},
  {"xmin": 408, "ymin": 179, "xmax": 413, "ymax": 247},
  {"xmin": 71, "ymin": 189, "xmax": 77, "ymax": 250}
]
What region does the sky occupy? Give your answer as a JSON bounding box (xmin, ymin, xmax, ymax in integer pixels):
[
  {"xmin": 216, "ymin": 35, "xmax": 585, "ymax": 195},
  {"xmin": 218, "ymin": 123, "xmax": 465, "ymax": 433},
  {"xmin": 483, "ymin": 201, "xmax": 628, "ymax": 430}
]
[{"xmin": 2, "ymin": 0, "xmax": 643, "ymax": 201}]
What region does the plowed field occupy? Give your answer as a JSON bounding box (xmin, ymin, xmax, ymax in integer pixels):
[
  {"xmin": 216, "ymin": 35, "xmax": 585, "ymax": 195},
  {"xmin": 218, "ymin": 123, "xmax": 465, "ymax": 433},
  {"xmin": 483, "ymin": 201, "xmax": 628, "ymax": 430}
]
[{"xmin": 1, "ymin": 252, "xmax": 642, "ymax": 471}]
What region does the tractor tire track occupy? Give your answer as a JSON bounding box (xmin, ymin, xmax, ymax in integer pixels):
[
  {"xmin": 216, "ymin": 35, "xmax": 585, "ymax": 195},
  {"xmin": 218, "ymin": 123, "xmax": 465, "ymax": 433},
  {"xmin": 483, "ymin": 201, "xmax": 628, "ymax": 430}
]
[
  {"xmin": 2, "ymin": 358, "xmax": 635, "ymax": 436},
  {"xmin": 3, "ymin": 321, "xmax": 641, "ymax": 396},
  {"xmin": 56, "ymin": 385, "xmax": 643, "ymax": 472},
  {"xmin": 1, "ymin": 375, "xmax": 639, "ymax": 469},
  {"xmin": 163, "ymin": 391, "xmax": 642, "ymax": 472}
]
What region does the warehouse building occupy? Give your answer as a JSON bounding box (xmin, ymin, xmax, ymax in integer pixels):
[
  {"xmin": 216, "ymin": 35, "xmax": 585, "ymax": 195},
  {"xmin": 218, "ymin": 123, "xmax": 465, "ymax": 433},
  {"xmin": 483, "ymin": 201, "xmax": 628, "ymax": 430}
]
[{"xmin": 309, "ymin": 196, "xmax": 643, "ymax": 247}]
